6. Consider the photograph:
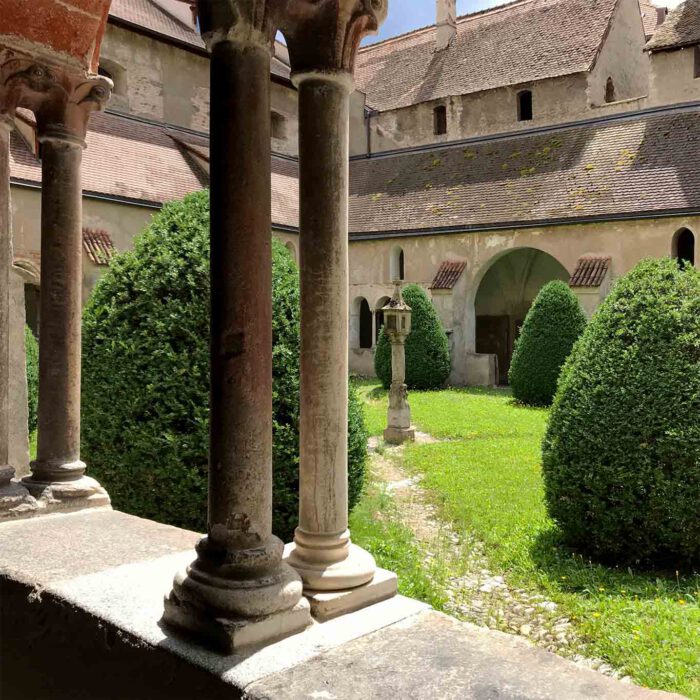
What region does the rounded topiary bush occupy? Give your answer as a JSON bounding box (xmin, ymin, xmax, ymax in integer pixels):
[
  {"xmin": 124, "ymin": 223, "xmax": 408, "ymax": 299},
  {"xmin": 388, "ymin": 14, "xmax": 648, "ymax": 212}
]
[
  {"xmin": 82, "ymin": 190, "xmax": 367, "ymax": 541},
  {"xmin": 542, "ymin": 258, "xmax": 700, "ymax": 567},
  {"xmin": 25, "ymin": 326, "xmax": 38, "ymax": 434},
  {"xmin": 508, "ymin": 280, "xmax": 586, "ymax": 406},
  {"xmin": 374, "ymin": 284, "xmax": 450, "ymax": 390}
]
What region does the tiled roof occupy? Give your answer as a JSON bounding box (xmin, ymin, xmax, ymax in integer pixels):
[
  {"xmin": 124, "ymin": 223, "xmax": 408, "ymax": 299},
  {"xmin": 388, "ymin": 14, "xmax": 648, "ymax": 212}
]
[
  {"xmin": 355, "ymin": 0, "xmax": 618, "ymax": 112},
  {"xmin": 645, "ymin": 0, "xmax": 700, "ymax": 50},
  {"xmin": 107, "ymin": 0, "xmax": 291, "ymax": 79},
  {"xmin": 430, "ymin": 261, "xmax": 467, "ymax": 289},
  {"xmin": 348, "ymin": 106, "xmax": 700, "ymax": 234},
  {"xmin": 83, "ymin": 228, "xmax": 116, "ymax": 265},
  {"xmin": 9, "ymin": 112, "xmax": 299, "ymax": 230},
  {"xmin": 639, "ymin": 1, "xmax": 666, "ymax": 38},
  {"xmin": 569, "ymin": 256, "xmax": 611, "ymax": 286}
]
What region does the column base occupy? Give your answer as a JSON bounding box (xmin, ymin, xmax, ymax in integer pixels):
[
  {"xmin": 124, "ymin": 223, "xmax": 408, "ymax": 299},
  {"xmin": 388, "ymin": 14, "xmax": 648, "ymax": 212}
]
[
  {"xmin": 162, "ymin": 557, "xmax": 311, "ymax": 654},
  {"xmin": 384, "ymin": 426, "xmax": 416, "ymax": 445},
  {"xmin": 284, "ymin": 541, "xmax": 376, "ymax": 591},
  {"xmin": 301, "ymin": 567, "xmax": 398, "ymax": 621},
  {"xmin": 21, "ymin": 474, "xmax": 111, "ymax": 512},
  {"xmin": 0, "ymin": 466, "xmax": 39, "ymax": 519}
]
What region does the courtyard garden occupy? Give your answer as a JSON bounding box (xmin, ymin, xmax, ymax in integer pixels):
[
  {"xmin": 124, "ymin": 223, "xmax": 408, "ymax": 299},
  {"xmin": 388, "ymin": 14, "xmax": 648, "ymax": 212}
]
[{"xmin": 350, "ymin": 381, "xmax": 700, "ymax": 699}]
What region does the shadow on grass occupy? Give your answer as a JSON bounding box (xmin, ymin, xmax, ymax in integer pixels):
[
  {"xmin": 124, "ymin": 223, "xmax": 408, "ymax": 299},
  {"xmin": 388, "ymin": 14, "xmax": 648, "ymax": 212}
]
[{"xmin": 530, "ymin": 525, "xmax": 698, "ymax": 600}]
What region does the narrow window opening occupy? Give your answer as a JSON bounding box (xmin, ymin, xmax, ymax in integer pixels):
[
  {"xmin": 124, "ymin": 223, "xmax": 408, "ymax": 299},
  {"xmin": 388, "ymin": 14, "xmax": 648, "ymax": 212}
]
[
  {"xmin": 605, "ymin": 77, "xmax": 616, "ymax": 103},
  {"xmin": 674, "ymin": 228, "xmax": 695, "ymax": 266},
  {"xmin": 517, "ymin": 90, "xmax": 532, "ymax": 121},
  {"xmin": 271, "ymin": 111, "xmax": 287, "ymax": 140},
  {"xmin": 398, "ymin": 250, "xmax": 405, "ymax": 281},
  {"xmin": 359, "ymin": 299, "xmax": 373, "ymax": 349},
  {"xmin": 694, "ymin": 46, "xmax": 700, "ymax": 79},
  {"xmin": 390, "ymin": 246, "xmax": 405, "ymax": 281},
  {"xmin": 433, "ymin": 105, "xmax": 447, "ymax": 135}
]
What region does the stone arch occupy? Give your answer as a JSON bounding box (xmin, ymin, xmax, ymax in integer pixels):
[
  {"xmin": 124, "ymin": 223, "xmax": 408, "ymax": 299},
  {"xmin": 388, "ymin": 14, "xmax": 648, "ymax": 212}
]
[
  {"xmin": 389, "ymin": 245, "xmax": 405, "ymax": 282},
  {"xmin": 374, "ymin": 295, "xmax": 391, "ymax": 343},
  {"xmin": 471, "ymin": 247, "xmax": 569, "ymax": 384},
  {"xmin": 13, "ymin": 258, "xmax": 41, "ymax": 337},
  {"xmin": 350, "ymin": 296, "xmax": 373, "ymax": 349},
  {"xmin": 672, "ymin": 227, "xmax": 695, "ymax": 267}
]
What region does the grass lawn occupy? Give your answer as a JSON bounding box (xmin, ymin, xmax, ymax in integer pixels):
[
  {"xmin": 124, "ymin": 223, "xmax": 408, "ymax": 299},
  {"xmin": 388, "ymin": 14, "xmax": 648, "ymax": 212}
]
[{"xmin": 351, "ymin": 379, "xmax": 700, "ymax": 699}]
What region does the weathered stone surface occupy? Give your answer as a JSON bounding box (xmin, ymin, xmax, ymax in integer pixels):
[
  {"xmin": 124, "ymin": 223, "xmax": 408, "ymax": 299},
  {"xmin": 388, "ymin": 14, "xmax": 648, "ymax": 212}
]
[{"xmin": 247, "ymin": 609, "xmax": 686, "ymax": 700}]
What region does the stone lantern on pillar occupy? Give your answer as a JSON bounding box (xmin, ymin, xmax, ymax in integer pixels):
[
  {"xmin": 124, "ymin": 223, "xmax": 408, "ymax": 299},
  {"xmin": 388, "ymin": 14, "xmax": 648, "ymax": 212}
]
[{"xmin": 383, "ymin": 281, "xmax": 415, "ymax": 445}]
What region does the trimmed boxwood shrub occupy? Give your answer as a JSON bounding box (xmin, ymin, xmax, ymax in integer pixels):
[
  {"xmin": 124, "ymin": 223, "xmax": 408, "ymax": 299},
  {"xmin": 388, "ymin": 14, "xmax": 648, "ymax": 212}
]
[
  {"xmin": 374, "ymin": 284, "xmax": 450, "ymax": 390},
  {"xmin": 82, "ymin": 190, "xmax": 367, "ymax": 541},
  {"xmin": 508, "ymin": 280, "xmax": 586, "ymax": 406},
  {"xmin": 25, "ymin": 326, "xmax": 38, "ymax": 433},
  {"xmin": 542, "ymin": 258, "xmax": 700, "ymax": 566}
]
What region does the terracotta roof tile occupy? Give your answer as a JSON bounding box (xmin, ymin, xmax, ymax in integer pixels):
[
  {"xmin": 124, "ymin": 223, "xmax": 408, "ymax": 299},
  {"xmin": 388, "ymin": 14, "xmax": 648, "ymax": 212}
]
[
  {"xmin": 348, "ymin": 106, "xmax": 700, "ymax": 234},
  {"xmin": 569, "ymin": 256, "xmax": 611, "ymax": 286},
  {"xmin": 645, "ymin": 0, "xmax": 700, "ymax": 50},
  {"xmin": 430, "ymin": 261, "xmax": 466, "ymax": 289},
  {"xmin": 356, "ymin": 0, "xmax": 618, "ymax": 111},
  {"xmin": 83, "ymin": 228, "xmax": 116, "ymax": 265},
  {"xmin": 639, "ymin": 1, "xmax": 666, "ymax": 38},
  {"xmin": 9, "ymin": 113, "xmax": 299, "ymax": 230}
]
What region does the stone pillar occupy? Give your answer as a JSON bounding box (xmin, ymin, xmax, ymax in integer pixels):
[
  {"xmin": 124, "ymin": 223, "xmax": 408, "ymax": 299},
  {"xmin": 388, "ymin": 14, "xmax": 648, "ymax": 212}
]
[
  {"xmin": 0, "ymin": 116, "xmax": 35, "ymax": 516},
  {"xmin": 163, "ymin": 2, "xmax": 309, "ymax": 652},
  {"xmin": 281, "ymin": 0, "xmax": 397, "ymax": 619},
  {"xmin": 0, "ymin": 60, "xmax": 113, "ymax": 510}
]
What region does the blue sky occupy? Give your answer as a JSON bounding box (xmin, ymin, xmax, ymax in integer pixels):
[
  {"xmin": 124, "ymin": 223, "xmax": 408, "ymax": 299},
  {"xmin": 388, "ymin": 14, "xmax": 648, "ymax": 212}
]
[{"xmin": 364, "ymin": 0, "xmax": 504, "ymax": 45}]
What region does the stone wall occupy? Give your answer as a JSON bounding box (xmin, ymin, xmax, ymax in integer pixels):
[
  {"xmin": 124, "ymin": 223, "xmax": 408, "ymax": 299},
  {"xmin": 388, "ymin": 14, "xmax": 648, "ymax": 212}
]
[{"xmin": 649, "ymin": 48, "xmax": 700, "ymax": 106}]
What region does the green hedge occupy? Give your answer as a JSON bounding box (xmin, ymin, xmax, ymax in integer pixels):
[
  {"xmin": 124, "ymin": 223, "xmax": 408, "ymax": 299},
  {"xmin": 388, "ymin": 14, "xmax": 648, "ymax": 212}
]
[
  {"xmin": 82, "ymin": 190, "xmax": 367, "ymax": 541},
  {"xmin": 25, "ymin": 326, "xmax": 38, "ymax": 434},
  {"xmin": 508, "ymin": 280, "xmax": 586, "ymax": 406},
  {"xmin": 374, "ymin": 284, "xmax": 450, "ymax": 390},
  {"xmin": 542, "ymin": 258, "xmax": 700, "ymax": 566}
]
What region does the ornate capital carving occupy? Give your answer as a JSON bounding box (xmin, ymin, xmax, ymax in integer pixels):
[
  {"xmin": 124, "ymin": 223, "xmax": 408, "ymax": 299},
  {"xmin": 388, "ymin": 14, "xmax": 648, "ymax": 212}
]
[
  {"xmin": 280, "ymin": 0, "xmax": 387, "ymax": 75},
  {"xmin": 0, "ymin": 58, "xmax": 112, "ymax": 145},
  {"xmin": 197, "ymin": 0, "xmax": 282, "ymax": 50}
]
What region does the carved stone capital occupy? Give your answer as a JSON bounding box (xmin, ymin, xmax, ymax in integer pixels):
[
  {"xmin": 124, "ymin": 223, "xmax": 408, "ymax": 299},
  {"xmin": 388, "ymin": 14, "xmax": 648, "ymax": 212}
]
[
  {"xmin": 0, "ymin": 58, "xmax": 112, "ymax": 145},
  {"xmin": 197, "ymin": 0, "xmax": 282, "ymax": 51},
  {"xmin": 281, "ymin": 0, "xmax": 387, "ymax": 76}
]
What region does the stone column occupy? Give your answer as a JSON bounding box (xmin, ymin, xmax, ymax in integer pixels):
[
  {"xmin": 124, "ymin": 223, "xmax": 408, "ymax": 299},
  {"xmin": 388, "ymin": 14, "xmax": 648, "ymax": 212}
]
[
  {"xmin": 163, "ymin": 1, "xmax": 309, "ymax": 652},
  {"xmin": 281, "ymin": 0, "xmax": 397, "ymax": 619},
  {"xmin": 0, "ymin": 115, "xmax": 35, "ymax": 516}
]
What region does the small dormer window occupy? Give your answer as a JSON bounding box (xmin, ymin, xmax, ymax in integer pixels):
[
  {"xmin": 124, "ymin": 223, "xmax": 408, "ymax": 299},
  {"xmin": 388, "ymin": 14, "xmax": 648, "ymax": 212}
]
[
  {"xmin": 694, "ymin": 46, "xmax": 700, "ymax": 79},
  {"xmin": 517, "ymin": 90, "xmax": 532, "ymax": 121},
  {"xmin": 271, "ymin": 111, "xmax": 287, "ymax": 140},
  {"xmin": 433, "ymin": 105, "xmax": 447, "ymax": 135},
  {"xmin": 605, "ymin": 77, "xmax": 616, "ymax": 103}
]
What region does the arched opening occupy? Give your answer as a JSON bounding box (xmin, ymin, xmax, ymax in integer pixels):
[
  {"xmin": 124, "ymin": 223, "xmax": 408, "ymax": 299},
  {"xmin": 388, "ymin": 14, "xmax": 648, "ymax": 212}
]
[
  {"xmin": 474, "ymin": 248, "xmax": 568, "ymax": 384},
  {"xmin": 605, "ymin": 77, "xmax": 616, "ymax": 103},
  {"xmin": 375, "ymin": 296, "xmax": 391, "ymax": 343},
  {"xmin": 433, "ymin": 104, "xmax": 447, "ymax": 135},
  {"xmin": 271, "ymin": 111, "xmax": 287, "ymax": 140},
  {"xmin": 98, "ymin": 58, "xmax": 127, "ymax": 96},
  {"xmin": 673, "ymin": 228, "xmax": 695, "ymax": 267},
  {"xmin": 24, "ymin": 284, "xmax": 40, "ymax": 338},
  {"xmin": 350, "ymin": 296, "xmax": 373, "ymax": 349},
  {"xmin": 517, "ymin": 90, "xmax": 532, "ymax": 122},
  {"xmin": 284, "ymin": 240, "xmax": 297, "ymax": 262},
  {"xmin": 390, "ymin": 245, "xmax": 405, "ymax": 281}
]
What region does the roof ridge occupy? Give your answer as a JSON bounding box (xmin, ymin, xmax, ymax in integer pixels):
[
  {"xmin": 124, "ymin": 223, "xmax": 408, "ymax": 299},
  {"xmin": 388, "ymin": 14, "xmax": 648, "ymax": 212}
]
[
  {"xmin": 145, "ymin": 0, "xmax": 197, "ymax": 34},
  {"xmin": 359, "ymin": 0, "xmax": 540, "ymax": 53}
]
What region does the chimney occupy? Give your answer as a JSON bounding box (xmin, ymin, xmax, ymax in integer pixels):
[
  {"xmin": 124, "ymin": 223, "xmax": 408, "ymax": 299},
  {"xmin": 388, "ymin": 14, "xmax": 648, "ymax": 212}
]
[{"xmin": 436, "ymin": 0, "xmax": 457, "ymax": 51}]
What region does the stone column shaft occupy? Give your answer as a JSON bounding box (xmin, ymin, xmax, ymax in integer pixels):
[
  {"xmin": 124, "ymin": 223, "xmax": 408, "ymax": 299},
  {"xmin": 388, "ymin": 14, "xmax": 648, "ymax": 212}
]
[
  {"xmin": 34, "ymin": 139, "xmax": 83, "ymax": 478},
  {"xmin": 391, "ymin": 342, "xmax": 406, "ymax": 384},
  {"xmin": 163, "ymin": 35, "xmax": 308, "ymax": 652},
  {"xmin": 0, "ymin": 123, "xmax": 11, "ymax": 470}
]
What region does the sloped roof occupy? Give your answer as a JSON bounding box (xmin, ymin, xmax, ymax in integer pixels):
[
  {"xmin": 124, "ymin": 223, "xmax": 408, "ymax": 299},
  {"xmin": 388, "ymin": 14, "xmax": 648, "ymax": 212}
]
[
  {"xmin": 639, "ymin": 1, "xmax": 666, "ymax": 38},
  {"xmin": 83, "ymin": 228, "xmax": 116, "ymax": 265},
  {"xmin": 9, "ymin": 112, "xmax": 299, "ymax": 229},
  {"xmin": 645, "ymin": 0, "xmax": 700, "ymax": 51},
  {"xmin": 107, "ymin": 0, "xmax": 291, "ymax": 79},
  {"xmin": 569, "ymin": 256, "xmax": 611, "ymax": 286},
  {"xmin": 430, "ymin": 261, "xmax": 467, "ymax": 289},
  {"xmin": 355, "ymin": 0, "xmax": 618, "ymax": 112},
  {"xmin": 348, "ymin": 106, "xmax": 700, "ymax": 234}
]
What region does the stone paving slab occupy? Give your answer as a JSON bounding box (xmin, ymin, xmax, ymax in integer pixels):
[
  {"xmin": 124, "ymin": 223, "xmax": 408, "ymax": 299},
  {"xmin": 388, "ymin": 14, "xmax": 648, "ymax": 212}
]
[{"xmin": 248, "ymin": 610, "xmax": 686, "ymax": 700}]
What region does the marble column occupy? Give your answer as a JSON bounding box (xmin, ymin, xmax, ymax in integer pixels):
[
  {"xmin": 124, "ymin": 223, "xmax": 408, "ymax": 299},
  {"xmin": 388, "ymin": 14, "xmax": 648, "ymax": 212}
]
[
  {"xmin": 163, "ymin": 2, "xmax": 309, "ymax": 652},
  {"xmin": 0, "ymin": 116, "xmax": 35, "ymax": 515},
  {"xmin": 281, "ymin": 0, "xmax": 397, "ymax": 619}
]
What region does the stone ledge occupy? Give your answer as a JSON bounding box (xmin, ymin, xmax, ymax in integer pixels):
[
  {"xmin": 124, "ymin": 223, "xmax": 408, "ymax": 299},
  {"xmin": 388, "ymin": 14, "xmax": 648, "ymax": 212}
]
[{"xmin": 0, "ymin": 510, "xmax": 686, "ymax": 700}]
